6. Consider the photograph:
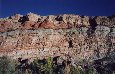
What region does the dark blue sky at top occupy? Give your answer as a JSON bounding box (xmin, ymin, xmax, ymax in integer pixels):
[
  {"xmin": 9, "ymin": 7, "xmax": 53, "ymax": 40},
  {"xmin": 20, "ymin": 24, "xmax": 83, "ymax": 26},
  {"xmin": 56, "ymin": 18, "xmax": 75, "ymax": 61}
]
[{"xmin": 0, "ymin": 0, "xmax": 115, "ymax": 18}]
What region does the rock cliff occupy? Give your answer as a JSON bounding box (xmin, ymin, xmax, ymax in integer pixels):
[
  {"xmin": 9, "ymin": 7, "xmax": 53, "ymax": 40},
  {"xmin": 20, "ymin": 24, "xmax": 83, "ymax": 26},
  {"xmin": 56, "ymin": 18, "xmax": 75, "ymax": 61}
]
[{"xmin": 0, "ymin": 13, "xmax": 115, "ymax": 63}]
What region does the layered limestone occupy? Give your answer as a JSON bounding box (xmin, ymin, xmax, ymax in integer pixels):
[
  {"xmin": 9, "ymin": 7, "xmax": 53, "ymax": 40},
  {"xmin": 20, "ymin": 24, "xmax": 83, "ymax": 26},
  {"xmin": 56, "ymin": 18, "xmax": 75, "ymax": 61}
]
[{"xmin": 0, "ymin": 13, "xmax": 115, "ymax": 63}]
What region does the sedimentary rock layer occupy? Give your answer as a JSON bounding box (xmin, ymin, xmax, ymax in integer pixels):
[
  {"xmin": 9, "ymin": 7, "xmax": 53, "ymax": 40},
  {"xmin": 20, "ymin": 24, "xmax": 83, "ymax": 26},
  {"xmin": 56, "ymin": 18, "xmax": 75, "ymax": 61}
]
[
  {"xmin": 0, "ymin": 28, "xmax": 114, "ymax": 61},
  {"xmin": 0, "ymin": 13, "xmax": 115, "ymax": 32},
  {"xmin": 0, "ymin": 13, "xmax": 115, "ymax": 62}
]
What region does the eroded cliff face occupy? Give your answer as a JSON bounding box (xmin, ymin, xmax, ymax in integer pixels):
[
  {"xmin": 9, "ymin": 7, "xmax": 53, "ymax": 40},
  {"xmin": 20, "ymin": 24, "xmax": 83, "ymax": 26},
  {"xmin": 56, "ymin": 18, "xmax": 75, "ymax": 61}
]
[{"xmin": 0, "ymin": 13, "xmax": 115, "ymax": 63}]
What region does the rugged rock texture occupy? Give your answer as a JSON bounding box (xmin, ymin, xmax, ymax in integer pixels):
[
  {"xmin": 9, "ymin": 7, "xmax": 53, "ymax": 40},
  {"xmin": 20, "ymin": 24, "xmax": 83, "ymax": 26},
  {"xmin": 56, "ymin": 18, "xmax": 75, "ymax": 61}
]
[
  {"xmin": 0, "ymin": 13, "xmax": 115, "ymax": 63},
  {"xmin": 0, "ymin": 13, "xmax": 115, "ymax": 32}
]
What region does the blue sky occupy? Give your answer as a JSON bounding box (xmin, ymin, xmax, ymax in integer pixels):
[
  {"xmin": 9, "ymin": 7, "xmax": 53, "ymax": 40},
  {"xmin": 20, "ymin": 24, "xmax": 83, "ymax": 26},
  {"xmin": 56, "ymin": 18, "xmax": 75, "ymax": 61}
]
[{"xmin": 0, "ymin": 0, "xmax": 115, "ymax": 18}]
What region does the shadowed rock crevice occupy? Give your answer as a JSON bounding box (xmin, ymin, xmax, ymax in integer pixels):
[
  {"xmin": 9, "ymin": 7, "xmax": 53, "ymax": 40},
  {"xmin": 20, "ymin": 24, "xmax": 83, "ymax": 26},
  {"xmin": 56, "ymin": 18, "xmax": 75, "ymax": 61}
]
[
  {"xmin": 68, "ymin": 39, "xmax": 73, "ymax": 48},
  {"xmin": 89, "ymin": 17, "xmax": 98, "ymax": 34},
  {"xmin": 18, "ymin": 16, "xmax": 29, "ymax": 23}
]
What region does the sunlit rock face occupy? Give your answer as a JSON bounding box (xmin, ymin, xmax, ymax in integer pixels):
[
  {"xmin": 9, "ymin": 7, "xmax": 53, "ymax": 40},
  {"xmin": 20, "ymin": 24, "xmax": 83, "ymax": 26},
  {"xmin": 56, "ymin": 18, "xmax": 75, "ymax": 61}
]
[{"xmin": 0, "ymin": 13, "xmax": 115, "ymax": 62}]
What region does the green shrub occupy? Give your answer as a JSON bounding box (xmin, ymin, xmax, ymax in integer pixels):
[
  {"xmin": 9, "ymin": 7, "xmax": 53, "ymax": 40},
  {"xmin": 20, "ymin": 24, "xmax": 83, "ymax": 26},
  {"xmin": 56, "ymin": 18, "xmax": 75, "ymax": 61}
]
[
  {"xmin": 30, "ymin": 57, "xmax": 53, "ymax": 74},
  {"xmin": 45, "ymin": 57, "xmax": 53, "ymax": 74},
  {"xmin": 0, "ymin": 56, "xmax": 17, "ymax": 74},
  {"xmin": 70, "ymin": 65, "xmax": 83, "ymax": 74}
]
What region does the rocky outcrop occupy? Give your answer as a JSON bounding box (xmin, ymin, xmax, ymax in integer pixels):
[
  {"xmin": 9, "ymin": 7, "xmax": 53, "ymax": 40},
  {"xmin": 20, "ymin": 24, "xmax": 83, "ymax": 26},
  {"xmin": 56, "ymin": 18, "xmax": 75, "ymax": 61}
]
[
  {"xmin": 0, "ymin": 13, "xmax": 115, "ymax": 63},
  {"xmin": 0, "ymin": 28, "xmax": 114, "ymax": 61},
  {"xmin": 0, "ymin": 13, "xmax": 115, "ymax": 32}
]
